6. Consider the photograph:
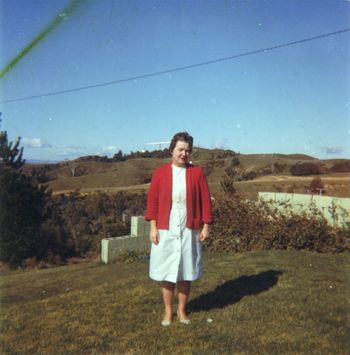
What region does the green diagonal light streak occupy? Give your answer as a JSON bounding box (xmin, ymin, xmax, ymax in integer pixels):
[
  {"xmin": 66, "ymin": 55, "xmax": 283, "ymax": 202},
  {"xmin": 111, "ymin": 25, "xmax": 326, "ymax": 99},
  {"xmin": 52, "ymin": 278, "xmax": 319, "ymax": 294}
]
[{"xmin": 0, "ymin": 0, "xmax": 87, "ymax": 79}]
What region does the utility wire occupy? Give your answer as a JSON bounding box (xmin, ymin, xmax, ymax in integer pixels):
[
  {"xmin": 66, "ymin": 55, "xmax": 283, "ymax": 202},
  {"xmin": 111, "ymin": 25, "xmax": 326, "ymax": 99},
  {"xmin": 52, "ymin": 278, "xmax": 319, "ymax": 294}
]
[{"xmin": 1, "ymin": 28, "xmax": 349, "ymax": 104}]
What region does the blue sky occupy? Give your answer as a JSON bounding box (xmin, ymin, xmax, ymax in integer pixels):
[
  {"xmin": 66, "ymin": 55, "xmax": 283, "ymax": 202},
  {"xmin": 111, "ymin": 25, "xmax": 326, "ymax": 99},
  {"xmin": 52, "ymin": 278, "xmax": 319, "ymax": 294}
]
[{"xmin": 1, "ymin": 0, "xmax": 349, "ymax": 161}]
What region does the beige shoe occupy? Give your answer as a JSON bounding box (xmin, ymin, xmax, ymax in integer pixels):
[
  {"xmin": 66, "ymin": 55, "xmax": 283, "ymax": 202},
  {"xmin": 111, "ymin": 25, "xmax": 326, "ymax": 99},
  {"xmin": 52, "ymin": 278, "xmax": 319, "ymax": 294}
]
[
  {"xmin": 177, "ymin": 311, "xmax": 191, "ymax": 325},
  {"xmin": 161, "ymin": 319, "xmax": 172, "ymax": 327}
]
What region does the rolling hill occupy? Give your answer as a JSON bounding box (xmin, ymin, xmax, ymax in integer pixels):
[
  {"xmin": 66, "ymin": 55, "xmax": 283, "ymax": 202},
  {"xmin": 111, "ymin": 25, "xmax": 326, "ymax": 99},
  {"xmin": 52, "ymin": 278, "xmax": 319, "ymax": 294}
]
[{"xmin": 23, "ymin": 148, "xmax": 350, "ymax": 199}]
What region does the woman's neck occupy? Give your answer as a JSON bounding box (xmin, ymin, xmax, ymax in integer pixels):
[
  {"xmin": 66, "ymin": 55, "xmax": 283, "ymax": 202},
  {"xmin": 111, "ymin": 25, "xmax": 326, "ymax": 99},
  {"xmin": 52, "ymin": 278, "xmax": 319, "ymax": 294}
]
[{"xmin": 172, "ymin": 160, "xmax": 186, "ymax": 167}]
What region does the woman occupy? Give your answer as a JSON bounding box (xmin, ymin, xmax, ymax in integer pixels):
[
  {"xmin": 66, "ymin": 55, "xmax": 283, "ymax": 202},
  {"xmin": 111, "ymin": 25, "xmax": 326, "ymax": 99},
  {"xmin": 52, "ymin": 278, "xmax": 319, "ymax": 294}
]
[{"xmin": 145, "ymin": 132, "xmax": 212, "ymax": 326}]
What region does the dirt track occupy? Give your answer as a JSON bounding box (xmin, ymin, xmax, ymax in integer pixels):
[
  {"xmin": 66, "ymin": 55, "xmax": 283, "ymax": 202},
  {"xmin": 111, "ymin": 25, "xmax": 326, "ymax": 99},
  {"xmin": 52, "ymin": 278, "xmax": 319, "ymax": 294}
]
[
  {"xmin": 254, "ymin": 174, "xmax": 350, "ymax": 183},
  {"xmin": 51, "ymin": 183, "xmax": 149, "ymax": 196},
  {"xmin": 51, "ymin": 174, "xmax": 349, "ymax": 198}
]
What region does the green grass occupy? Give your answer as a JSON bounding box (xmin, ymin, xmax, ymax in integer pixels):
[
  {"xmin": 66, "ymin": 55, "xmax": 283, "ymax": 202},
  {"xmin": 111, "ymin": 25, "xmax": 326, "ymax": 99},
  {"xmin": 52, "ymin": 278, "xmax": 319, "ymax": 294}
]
[{"xmin": 1, "ymin": 250, "xmax": 349, "ymax": 354}]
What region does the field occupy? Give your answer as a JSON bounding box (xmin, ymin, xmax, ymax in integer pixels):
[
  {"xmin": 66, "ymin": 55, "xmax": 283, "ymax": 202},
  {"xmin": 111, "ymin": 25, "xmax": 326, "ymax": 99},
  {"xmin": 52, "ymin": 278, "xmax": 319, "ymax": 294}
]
[
  {"xmin": 221, "ymin": 172, "xmax": 350, "ymax": 199},
  {"xmin": 50, "ymin": 172, "xmax": 350, "ymax": 200},
  {"xmin": 1, "ymin": 250, "xmax": 349, "ymax": 354},
  {"xmin": 22, "ymin": 148, "xmax": 349, "ymax": 199}
]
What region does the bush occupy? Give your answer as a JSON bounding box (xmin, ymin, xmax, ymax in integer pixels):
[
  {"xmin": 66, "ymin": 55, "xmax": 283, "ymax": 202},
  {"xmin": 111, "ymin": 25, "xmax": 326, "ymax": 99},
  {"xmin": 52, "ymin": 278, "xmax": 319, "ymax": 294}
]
[
  {"xmin": 236, "ymin": 170, "xmax": 258, "ymax": 181},
  {"xmin": 204, "ymin": 195, "xmax": 349, "ymax": 254},
  {"xmin": 50, "ymin": 191, "xmax": 147, "ymax": 257},
  {"xmin": 220, "ymin": 178, "xmax": 236, "ymax": 195},
  {"xmin": 224, "ymin": 165, "xmax": 237, "ymax": 178},
  {"xmin": 290, "ymin": 162, "xmax": 320, "ymax": 176},
  {"xmin": 329, "ymin": 161, "xmax": 350, "ymax": 173},
  {"xmin": 309, "ymin": 177, "xmax": 325, "ymax": 194},
  {"xmin": 273, "ymin": 162, "xmax": 287, "ymax": 174}
]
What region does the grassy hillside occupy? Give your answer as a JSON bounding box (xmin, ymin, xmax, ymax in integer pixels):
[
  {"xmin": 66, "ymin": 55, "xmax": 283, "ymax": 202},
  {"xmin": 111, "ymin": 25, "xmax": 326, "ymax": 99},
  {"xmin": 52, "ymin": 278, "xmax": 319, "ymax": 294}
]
[
  {"xmin": 0, "ymin": 250, "xmax": 349, "ymax": 354},
  {"xmin": 48, "ymin": 158, "xmax": 165, "ymax": 192},
  {"xmin": 211, "ymin": 173, "xmax": 350, "ymax": 199},
  {"xmin": 23, "ymin": 148, "xmax": 350, "ymax": 198}
]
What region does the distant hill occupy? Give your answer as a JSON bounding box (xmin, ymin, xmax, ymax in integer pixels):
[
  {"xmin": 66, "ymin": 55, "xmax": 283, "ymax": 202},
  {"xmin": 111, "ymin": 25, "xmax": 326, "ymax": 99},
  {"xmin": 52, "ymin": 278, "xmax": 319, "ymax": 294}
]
[
  {"xmin": 277, "ymin": 153, "xmax": 317, "ymax": 160},
  {"xmin": 22, "ymin": 147, "xmax": 350, "ymax": 199},
  {"xmin": 25, "ymin": 159, "xmax": 62, "ymax": 164}
]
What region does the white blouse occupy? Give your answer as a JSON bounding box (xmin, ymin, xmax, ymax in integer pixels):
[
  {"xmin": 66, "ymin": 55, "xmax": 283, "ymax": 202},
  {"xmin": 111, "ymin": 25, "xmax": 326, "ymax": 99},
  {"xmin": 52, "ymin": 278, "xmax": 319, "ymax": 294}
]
[{"xmin": 149, "ymin": 164, "xmax": 203, "ymax": 283}]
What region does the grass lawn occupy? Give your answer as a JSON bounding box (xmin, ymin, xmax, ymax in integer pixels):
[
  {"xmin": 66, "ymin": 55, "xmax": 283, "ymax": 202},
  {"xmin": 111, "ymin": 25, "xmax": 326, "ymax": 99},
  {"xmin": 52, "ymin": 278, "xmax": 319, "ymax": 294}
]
[{"xmin": 0, "ymin": 250, "xmax": 349, "ymax": 354}]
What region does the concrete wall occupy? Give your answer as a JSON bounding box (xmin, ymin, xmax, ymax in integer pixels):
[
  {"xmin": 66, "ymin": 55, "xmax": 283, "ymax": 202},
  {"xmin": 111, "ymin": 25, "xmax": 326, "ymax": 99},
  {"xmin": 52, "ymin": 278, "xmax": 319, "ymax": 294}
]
[
  {"xmin": 101, "ymin": 216, "xmax": 150, "ymax": 264},
  {"xmin": 258, "ymin": 192, "xmax": 350, "ymax": 227}
]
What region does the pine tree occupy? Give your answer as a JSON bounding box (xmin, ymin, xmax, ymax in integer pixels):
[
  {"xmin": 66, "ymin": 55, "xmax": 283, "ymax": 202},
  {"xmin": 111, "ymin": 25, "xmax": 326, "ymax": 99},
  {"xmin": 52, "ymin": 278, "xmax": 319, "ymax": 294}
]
[
  {"xmin": 0, "ymin": 131, "xmax": 24, "ymax": 169},
  {"xmin": 0, "ymin": 130, "xmax": 50, "ymax": 267}
]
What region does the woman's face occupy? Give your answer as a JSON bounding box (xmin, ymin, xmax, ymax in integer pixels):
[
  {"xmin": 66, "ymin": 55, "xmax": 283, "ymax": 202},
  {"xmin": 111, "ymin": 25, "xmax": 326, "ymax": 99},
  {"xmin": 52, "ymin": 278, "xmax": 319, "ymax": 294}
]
[{"xmin": 171, "ymin": 140, "xmax": 191, "ymax": 167}]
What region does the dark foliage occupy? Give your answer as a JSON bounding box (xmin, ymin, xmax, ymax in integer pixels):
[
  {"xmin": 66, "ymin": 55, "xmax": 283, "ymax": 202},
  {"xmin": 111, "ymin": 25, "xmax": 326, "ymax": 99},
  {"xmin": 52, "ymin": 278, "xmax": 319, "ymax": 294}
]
[
  {"xmin": 30, "ymin": 166, "xmax": 52, "ymax": 183},
  {"xmin": 0, "ymin": 131, "xmax": 25, "ymax": 169},
  {"xmin": 0, "ymin": 131, "xmax": 52, "ymax": 267},
  {"xmin": 209, "ymin": 150, "xmax": 238, "ymax": 160},
  {"xmin": 273, "ymin": 162, "xmax": 288, "ymax": 174},
  {"xmin": 290, "ymin": 162, "xmax": 321, "ymax": 176},
  {"xmin": 75, "ymin": 149, "xmax": 171, "ymax": 162},
  {"xmin": 329, "ymin": 160, "xmax": 350, "ymax": 173},
  {"xmin": 0, "ymin": 169, "xmax": 52, "ymax": 267},
  {"xmin": 309, "ymin": 177, "xmax": 325, "ymax": 194},
  {"xmin": 112, "ymin": 150, "xmax": 127, "ymax": 161},
  {"xmin": 220, "ymin": 178, "xmax": 236, "ymax": 195},
  {"xmin": 76, "ymin": 155, "xmax": 111, "ymax": 163},
  {"xmin": 204, "ymin": 195, "xmax": 349, "ymax": 254},
  {"xmin": 52, "ymin": 191, "xmax": 147, "ymax": 256},
  {"xmin": 236, "ymin": 170, "xmax": 258, "ymax": 181},
  {"xmin": 126, "ymin": 149, "xmax": 170, "ymax": 159},
  {"xmin": 224, "ymin": 165, "xmax": 238, "ymax": 178}
]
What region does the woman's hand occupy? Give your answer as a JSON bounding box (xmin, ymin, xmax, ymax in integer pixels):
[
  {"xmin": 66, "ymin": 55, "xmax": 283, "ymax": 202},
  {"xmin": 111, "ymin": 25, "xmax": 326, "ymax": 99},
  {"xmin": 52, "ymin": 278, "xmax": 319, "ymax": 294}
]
[
  {"xmin": 199, "ymin": 224, "xmax": 210, "ymax": 242},
  {"xmin": 150, "ymin": 220, "xmax": 160, "ymax": 245}
]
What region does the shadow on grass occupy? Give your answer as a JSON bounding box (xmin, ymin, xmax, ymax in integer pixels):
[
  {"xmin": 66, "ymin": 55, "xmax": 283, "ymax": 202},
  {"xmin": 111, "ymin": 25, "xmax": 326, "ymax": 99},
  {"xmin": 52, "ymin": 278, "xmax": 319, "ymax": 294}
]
[{"xmin": 187, "ymin": 269, "xmax": 283, "ymax": 313}]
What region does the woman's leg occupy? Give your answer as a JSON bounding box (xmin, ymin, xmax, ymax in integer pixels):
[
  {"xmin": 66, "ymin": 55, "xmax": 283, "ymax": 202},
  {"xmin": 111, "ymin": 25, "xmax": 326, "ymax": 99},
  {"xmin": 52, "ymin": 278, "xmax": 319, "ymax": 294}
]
[
  {"xmin": 162, "ymin": 281, "xmax": 175, "ymax": 321},
  {"xmin": 177, "ymin": 280, "xmax": 191, "ymax": 320}
]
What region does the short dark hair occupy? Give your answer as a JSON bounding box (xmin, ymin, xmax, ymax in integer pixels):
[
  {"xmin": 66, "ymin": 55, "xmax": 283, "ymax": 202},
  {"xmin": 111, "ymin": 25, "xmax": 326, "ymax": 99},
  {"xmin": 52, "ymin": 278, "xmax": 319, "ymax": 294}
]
[{"xmin": 169, "ymin": 132, "xmax": 193, "ymax": 153}]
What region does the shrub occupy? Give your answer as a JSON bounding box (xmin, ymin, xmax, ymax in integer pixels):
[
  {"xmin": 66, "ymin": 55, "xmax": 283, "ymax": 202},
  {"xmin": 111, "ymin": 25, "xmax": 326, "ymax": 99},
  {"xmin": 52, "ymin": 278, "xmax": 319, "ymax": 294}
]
[
  {"xmin": 309, "ymin": 177, "xmax": 325, "ymax": 194},
  {"xmin": 329, "ymin": 161, "xmax": 350, "ymax": 173},
  {"xmin": 50, "ymin": 191, "xmax": 147, "ymax": 257},
  {"xmin": 224, "ymin": 165, "xmax": 237, "ymax": 178},
  {"xmin": 273, "ymin": 162, "xmax": 287, "ymax": 174},
  {"xmin": 204, "ymin": 195, "xmax": 349, "ymax": 254},
  {"xmin": 236, "ymin": 170, "xmax": 258, "ymax": 181},
  {"xmin": 220, "ymin": 178, "xmax": 236, "ymax": 195},
  {"xmin": 231, "ymin": 156, "xmax": 240, "ymax": 167},
  {"xmin": 290, "ymin": 162, "xmax": 320, "ymax": 176}
]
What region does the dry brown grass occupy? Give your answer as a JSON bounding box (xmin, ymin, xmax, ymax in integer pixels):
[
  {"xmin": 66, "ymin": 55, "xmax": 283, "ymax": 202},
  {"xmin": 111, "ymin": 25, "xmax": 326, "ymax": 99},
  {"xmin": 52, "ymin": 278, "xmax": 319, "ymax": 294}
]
[
  {"xmin": 210, "ymin": 173, "xmax": 350, "ymax": 200},
  {"xmin": 24, "ymin": 151, "xmax": 349, "ymax": 198}
]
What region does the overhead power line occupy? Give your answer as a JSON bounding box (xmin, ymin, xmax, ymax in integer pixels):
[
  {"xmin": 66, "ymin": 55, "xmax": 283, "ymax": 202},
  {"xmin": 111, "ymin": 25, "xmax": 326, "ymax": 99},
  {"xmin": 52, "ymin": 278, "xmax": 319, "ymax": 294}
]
[{"xmin": 1, "ymin": 28, "xmax": 349, "ymax": 104}]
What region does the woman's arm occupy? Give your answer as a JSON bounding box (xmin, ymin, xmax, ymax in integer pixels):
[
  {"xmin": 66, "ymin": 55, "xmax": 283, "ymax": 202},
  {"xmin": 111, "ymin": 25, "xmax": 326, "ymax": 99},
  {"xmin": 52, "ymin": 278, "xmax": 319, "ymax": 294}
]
[
  {"xmin": 145, "ymin": 170, "xmax": 160, "ymax": 221},
  {"xmin": 150, "ymin": 220, "xmax": 160, "ymax": 245},
  {"xmin": 198, "ymin": 168, "xmax": 212, "ymax": 241},
  {"xmin": 199, "ymin": 169, "xmax": 213, "ymax": 225},
  {"xmin": 199, "ymin": 223, "xmax": 210, "ymax": 242}
]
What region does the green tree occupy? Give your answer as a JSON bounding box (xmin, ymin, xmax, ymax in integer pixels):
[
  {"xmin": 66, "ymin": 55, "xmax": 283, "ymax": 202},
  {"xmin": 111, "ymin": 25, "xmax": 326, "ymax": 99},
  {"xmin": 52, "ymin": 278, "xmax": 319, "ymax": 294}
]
[
  {"xmin": 0, "ymin": 131, "xmax": 24, "ymax": 169},
  {"xmin": 113, "ymin": 150, "xmax": 126, "ymax": 161},
  {"xmin": 309, "ymin": 177, "xmax": 325, "ymax": 194},
  {"xmin": 290, "ymin": 162, "xmax": 320, "ymax": 176},
  {"xmin": 0, "ymin": 131, "xmax": 51, "ymax": 267}
]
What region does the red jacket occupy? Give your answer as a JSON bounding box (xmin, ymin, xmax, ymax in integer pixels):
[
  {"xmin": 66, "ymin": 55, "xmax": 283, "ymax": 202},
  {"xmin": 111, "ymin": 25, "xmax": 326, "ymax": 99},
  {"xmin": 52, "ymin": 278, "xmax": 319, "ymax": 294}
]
[{"xmin": 145, "ymin": 162, "xmax": 213, "ymax": 230}]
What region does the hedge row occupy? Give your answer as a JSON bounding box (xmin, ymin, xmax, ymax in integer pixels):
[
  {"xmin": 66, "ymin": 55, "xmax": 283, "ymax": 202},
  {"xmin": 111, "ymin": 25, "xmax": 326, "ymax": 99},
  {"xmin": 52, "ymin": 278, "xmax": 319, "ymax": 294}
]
[{"xmin": 204, "ymin": 196, "xmax": 349, "ymax": 253}]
